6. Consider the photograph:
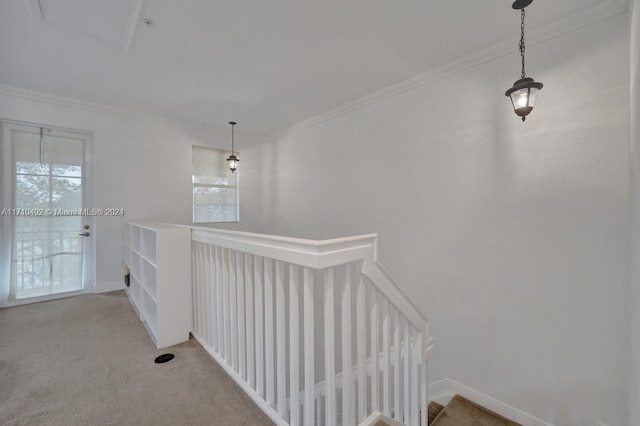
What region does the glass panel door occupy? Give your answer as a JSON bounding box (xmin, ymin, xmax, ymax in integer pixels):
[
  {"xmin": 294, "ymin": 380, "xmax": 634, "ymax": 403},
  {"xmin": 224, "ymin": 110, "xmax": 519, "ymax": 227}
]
[{"xmin": 1, "ymin": 122, "xmax": 91, "ymax": 303}]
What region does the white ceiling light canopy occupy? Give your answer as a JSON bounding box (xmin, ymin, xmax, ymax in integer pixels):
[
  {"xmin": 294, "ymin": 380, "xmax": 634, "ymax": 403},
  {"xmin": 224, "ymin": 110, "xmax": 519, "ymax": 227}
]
[{"xmin": 27, "ymin": 0, "xmax": 145, "ymax": 49}]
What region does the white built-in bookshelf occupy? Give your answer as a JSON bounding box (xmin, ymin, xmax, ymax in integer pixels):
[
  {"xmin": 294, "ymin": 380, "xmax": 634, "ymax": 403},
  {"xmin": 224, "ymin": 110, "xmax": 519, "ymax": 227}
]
[{"xmin": 123, "ymin": 222, "xmax": 191, "ymax": 349}]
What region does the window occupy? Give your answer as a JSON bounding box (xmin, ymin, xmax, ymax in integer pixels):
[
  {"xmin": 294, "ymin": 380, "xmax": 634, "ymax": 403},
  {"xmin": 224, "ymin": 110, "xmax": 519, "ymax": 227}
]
[{"xmin": 192, "ymin": 146, "xmax": 238, "ymax": 223}]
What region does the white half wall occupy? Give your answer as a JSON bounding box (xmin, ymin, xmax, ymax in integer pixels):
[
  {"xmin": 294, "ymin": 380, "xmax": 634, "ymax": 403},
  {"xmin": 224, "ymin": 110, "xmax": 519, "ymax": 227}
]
[
  {"xmin": 254, "ymin": 14, "xmax": 630, "ymax": 426},
  {"xmin": 0, "ymin": 89, "xmax": 264, "ymax": 290}
]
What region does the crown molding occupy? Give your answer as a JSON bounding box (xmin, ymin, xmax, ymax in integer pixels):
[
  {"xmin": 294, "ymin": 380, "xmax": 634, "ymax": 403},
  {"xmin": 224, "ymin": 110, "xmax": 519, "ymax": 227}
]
[
  {"xmin": 0, "ymin": 84, "xmax": 260, "ymax": 144},
  {"xmin": 265, "ymin": 0, "xmax": 627, "ymax": 143}
]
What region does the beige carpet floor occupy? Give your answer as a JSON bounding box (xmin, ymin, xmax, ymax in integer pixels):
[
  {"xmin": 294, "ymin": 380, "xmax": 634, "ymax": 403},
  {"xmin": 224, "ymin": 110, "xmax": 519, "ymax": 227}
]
[{"xmin": 0, "ymin": 291, "xmax": 273, "ymax": 426}]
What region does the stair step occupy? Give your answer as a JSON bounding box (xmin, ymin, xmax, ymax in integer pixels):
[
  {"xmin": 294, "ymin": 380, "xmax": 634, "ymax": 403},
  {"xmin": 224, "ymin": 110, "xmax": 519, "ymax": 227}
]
[{"xmin": 430, "ymin": 395, "xmax": 522, "ymax": 426}]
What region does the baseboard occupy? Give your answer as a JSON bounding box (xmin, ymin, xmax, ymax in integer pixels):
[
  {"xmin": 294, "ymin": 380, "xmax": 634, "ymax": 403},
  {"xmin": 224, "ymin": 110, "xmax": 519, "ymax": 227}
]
[
  {"xmin": 428, "ymin": 379, "xmax": 553, "ymax": 426},
  {"xmin": 93, "ymin": 281, "xmax": 124, "ymax": 293}
]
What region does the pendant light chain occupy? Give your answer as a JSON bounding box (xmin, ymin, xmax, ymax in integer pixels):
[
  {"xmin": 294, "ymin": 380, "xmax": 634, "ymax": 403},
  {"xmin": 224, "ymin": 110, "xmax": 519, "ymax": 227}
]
[
  {"xmin": 231, "ymin": 122, "xmax": 235, "ymax": 155},
  {"xmin": 519, "ymin": 8, "xmax": 526, "ymax": 79}
]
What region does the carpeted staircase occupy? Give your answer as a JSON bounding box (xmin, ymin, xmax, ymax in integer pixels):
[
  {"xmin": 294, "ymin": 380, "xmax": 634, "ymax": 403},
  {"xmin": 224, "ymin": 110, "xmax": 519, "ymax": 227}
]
[
  {"xmin": 426, "ymin": 395, "xmax": 522, "ymax": 425},
  {"xmin": 376, "ymin": 394, "xmax": 522, "ymax": 426}
]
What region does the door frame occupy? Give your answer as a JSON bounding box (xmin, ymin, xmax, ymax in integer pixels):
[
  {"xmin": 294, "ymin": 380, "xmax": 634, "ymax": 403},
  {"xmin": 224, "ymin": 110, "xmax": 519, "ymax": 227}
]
[{"xmin": 0, "ymin": 118, "xmax": 94, "ymax": 307}]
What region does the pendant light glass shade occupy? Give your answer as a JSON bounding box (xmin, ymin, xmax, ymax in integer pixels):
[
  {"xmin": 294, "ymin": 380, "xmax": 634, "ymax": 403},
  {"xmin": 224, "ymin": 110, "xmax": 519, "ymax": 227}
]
[
  {"xmin": 505, "ymin": 77, "xmax": 543, "ymax": 121},
  {"xmin": 226, "ymin": 154, "xmax": 239, "ymax": 172},
  {"xmin": 226, "ymin": 121, "xmax": 239, "ymax": 173}
]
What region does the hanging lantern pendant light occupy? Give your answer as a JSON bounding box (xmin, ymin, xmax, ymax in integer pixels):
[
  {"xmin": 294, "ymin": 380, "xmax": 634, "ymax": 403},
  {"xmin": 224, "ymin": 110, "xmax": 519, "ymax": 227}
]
[
  {"xmin": 505, "ymin": 0, "xmax": 543, "ymax": 121},
  {"xmin": 226, "ymin": 121, "xmax": 239, "ymax": 173}
]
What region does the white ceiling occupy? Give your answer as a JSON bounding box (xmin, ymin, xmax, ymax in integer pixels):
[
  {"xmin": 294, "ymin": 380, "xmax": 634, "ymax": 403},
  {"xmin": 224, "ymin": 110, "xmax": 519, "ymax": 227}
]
[{"xmin": 0, "ymin": 0, "xmax": 629, "ymax": 136}]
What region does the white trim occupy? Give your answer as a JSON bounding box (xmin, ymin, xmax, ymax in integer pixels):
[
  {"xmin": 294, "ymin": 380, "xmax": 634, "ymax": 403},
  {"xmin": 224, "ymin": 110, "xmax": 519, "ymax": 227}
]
[
  {"xmin": 0, "ymin": 84, "xmax": 260, "ymax": 143},
  {"xmin": 264, "ymin": 0, "xmax": 627, "ymax": 142},
  {"xmin": 0, "ymin": 289, "xmax": 87, "ymax": 308},
  {"xmin": 359, "ymin": 411, "xmax": 405, "ymax": 426},
  {"xmin": 28, "ymin": 0, "xmax": 145, "ymax": 50},
  {"xmin": 427, "ymin": 379, "xmax": 554, "ymax": 426},
  {"xmin": 93, "ymin": 281, "xmax": 124, "ymax": 294},
  {"xmin": 122, "ymin": 0, "xmax": 145, "ymax": 50}
]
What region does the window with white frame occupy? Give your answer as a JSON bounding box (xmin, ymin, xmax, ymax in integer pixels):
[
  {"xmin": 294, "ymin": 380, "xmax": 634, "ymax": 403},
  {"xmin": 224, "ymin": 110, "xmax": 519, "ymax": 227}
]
[{"xmin": 192, "ymin": 146, "xmax": 238, "ymax": 223}]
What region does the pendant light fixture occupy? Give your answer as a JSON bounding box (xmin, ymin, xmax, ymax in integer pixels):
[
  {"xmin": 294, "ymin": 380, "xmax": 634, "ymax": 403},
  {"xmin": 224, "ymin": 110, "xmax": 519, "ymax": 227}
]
[
  {"xmin": 505, "ymin": 0, "xmax": 543, "ymax": 121},
  {"xmin": 226, "ymin": 121, "xmax": 239, "ymax": 173}
]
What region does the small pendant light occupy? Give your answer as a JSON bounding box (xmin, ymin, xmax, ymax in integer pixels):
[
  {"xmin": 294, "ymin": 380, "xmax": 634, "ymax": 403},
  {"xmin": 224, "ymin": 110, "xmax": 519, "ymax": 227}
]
[
  {"xmin": 226, "ymin": 121, "xmax": 239, "ymax": 173},
  {"xmin": 505, "ymin": 0, "xmax": 543, "ymax": 121}
]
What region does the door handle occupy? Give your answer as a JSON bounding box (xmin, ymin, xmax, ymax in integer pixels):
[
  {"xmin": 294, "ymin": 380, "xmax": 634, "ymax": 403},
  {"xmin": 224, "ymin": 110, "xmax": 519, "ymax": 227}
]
[{"xmin": 78, "ymin": 232, "xmax": 90, "ymax": 237}]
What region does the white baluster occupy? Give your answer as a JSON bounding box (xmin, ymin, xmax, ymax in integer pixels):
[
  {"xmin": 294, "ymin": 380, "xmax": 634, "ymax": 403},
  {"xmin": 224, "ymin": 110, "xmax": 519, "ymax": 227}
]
[
  {"xmin": 289, "ymin": 264, "xmax": 300, "ymax": 426},
  {"xmin": 303, "ymin": 267, "xmax": 315, "ymax": 426},
  {"xmin": 410, "ymin": 329, "xmax": 419, "ymax": 426},
  {"xmin": 371, "ymin": 290, "xmax": 380, "ymax": 413},
  {"xmin": 215, "ymin": 246, "xmax": 224, "ymax": 356},
  {"xmin": 356, "ymin": 272, "xmax": 367, "ymax": 422},
  {"xmin": 324, "ymin": 268, "xmax": 336, "ymax": 426},
  {"xmin": 382, "ymin": 298, "xmax": 391, "ymax": 416},
  {"xmin": 421, "ymin": 359, "xmax": 428, "ymax": 426},
  {"xmin": 192, "ymin": 242, "xmax": 200, "ymax": 337},
  {"xmin": 237, "ymin": 253, "xmax": 246, "ymax": 380},
  {"xmin": 203, "ymin": 244, "xmax": 212, "ymax": 346},
  {"xmin": 255, "ymin": 256, "xmax": 265, "ymax": 397},
  {"xmin": 276, "ymin": 261, "xmax": 287, "ymax": 420},
  {"xmin": 208, "ymin": 245, "xmax": 217, "ymax": 351},
  {"xmin": 245, "ymin": 253, "xmax": 255, "ymax": 388},
  {"xmin": 264, "ymin": 258, "xmax": 275, "ymax": 406},
  {"xmin": 222, "ymin": 249, "xmax": 231, "ymax": 362},
  {"xmin": 229, "ymin": 250, "xmax": 238, "ymax": 371},
  {"xmin": 341, "ymin": 265, "xmax": 353, "ymax": 426},
  {"xmin": 403, "ymin": 317, "xmax": 410, "ymax": 422},
  {"xmin": 394, "ymin": 308, "xmax": 402, "ymax": 421},
  {"xmin": 197, "ymin": 243, "xmax": 205, "ymax": 340}
]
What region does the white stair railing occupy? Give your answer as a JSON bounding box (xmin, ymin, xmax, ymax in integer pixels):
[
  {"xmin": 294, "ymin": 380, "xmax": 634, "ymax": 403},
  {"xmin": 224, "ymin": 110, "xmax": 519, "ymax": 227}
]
[{"xmin": 190, "ymin": 227, "xmax": 433, "ymax": 426}]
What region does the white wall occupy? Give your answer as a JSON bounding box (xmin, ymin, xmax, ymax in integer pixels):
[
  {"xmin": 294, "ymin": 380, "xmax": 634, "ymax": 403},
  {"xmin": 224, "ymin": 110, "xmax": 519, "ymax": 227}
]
[
  {"xmin": 0, "ymin": 89, "xmax": 264, "ymax": 290},
  {"xmin": 255, "ymin": 15, "xmax": 630, "ymax": 426},
  {"xmin": 629, "ymin": 0, "xmax": 640, "ymax": 424}
]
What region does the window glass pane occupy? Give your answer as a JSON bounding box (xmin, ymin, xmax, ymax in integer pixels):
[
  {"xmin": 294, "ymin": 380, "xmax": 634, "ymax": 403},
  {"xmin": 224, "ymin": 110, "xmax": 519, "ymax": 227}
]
[
  {"xmin": 52, "ymin": 164, "xmax": 82, "ymax": 177},
  {"xmin": 51, "ymin": 177, "xmax": 82, "ymax": 210},
  {"xmin": 16, "ymin": 161, "xmax": 49, "ymax": 175},
  {"xmin": 192, "ymin": 146, "xmax": 239, "ymax": 223},
  {"xmin": 16, "ymin": 175, "xmax": 50, "ymax": 209}
]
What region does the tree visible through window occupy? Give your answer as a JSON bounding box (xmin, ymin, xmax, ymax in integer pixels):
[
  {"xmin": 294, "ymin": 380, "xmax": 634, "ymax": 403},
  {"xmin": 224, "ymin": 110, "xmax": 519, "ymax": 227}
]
[{"xmin": 192, "ymin": 146, "xmax": 239, "ymax": 223}]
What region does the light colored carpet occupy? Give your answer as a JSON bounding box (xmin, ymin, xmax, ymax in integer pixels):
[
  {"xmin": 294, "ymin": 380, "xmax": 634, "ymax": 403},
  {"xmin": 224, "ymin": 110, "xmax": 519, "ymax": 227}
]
[
  {"xmin": 0, "ymin": 291, "xmax": 274, "ymax": 426},
  {"xmin": 430, "ymin": 394, "xmax": 522, "ymax": 426}
]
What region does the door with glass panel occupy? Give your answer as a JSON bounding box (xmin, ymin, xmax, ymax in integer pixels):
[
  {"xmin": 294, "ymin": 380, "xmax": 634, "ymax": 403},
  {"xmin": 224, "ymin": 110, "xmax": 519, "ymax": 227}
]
[{"xmin": 0, "ymin": 122, "xmax": 92, "ymax": 305}]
